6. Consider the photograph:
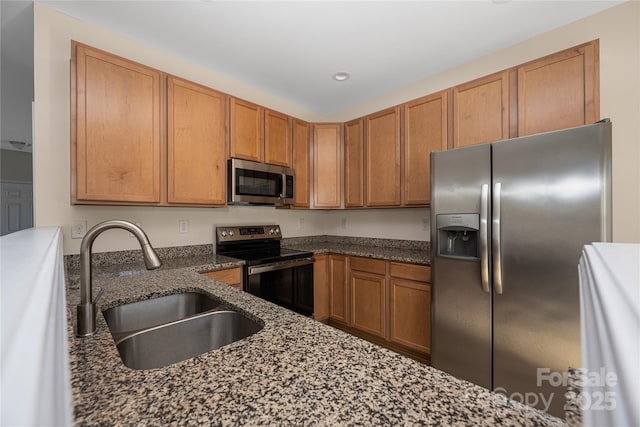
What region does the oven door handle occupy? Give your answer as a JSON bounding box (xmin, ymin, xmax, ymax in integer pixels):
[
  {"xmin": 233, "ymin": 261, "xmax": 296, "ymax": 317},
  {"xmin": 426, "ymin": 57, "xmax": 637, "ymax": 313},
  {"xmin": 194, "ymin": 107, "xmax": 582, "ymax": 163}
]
[{"xmin": 247, "ymin": 257, "xmax": 314, "ymax": 275}]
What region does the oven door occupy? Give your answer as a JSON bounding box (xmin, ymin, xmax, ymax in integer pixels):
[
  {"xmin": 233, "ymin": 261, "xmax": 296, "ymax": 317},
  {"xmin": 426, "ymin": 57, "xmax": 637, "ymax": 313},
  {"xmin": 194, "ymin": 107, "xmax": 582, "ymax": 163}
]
[{"xmin": 246, "ymin": 258, "xmax": 314, "ymax": 316}]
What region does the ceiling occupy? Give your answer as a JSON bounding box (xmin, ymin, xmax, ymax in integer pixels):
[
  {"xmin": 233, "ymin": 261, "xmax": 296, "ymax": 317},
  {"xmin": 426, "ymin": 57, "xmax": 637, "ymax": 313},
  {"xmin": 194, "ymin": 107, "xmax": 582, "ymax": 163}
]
[{"xmin": 39, "ymin": 1, "xmax": 622, "ymax": 117}]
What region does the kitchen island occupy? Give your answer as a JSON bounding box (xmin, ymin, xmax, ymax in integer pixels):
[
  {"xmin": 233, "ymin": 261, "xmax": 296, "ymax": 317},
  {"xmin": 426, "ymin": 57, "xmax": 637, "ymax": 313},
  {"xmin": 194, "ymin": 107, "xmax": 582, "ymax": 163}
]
[{"xmin": 65, "ymin": 247, "xmax": 562, "ymax": 426}]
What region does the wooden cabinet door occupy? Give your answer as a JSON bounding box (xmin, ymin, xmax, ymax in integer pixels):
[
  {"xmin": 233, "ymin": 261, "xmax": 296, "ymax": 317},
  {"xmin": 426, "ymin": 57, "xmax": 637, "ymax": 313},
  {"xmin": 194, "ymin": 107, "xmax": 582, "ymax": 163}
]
[
  {"xmin": 313, "ymin": 124, "xmax": 343, "ymax": 208},
  {"xmin": 366, "ymin": 107, "xmax": 401, "ymax": 206},
  {"xmin": 202, "ymin": 267, "xmax": 242, "ymax": 290},
  {"xmin": 389, "ymin": 262, "xmax": 431, "ymax": 354},
  {"xmin": 313, "ymin": 254, "xmax": 329, "ymax": 322},
  {"xmin": 389, "ymin": 278, "xmax": 431, "ymax": 353},
  {"xmin": 344, "ymin": 118, "xmax": 365, "ymax": 207},
  {"xmin": 329, "ymin": 254, "xmax": 348, "ymax": 324},
  {"xmin": 73, "ymin": 43, "xmax": 161, "ymax": 203},
  {"xmin": 264, "ymin": 109, "xmax": 292, "ymax": 167},
  {"xmin": 403, "ymin": 91, "xmax": 449, "ymax": 206},
  {"xmin": 518, "ymin": 41, "xmax": 599, "ymax": 136},
  {"xmin": 292, "ymin": 119, "xmax": 311, "ymax": 208},
  {"xmin": 453, "ymin": 71, "xmax": 510, "ymax": 149},
  {"xmin": 349, "ymin": 257, "xmax": 386, "ymax": 338},
  {"xmin": 229, "ymin": 97, "xmax": 262, "ymax": 162},
  {"xmin": 167, "ymin": 76, "xmax": 227, "ymax": 205}
]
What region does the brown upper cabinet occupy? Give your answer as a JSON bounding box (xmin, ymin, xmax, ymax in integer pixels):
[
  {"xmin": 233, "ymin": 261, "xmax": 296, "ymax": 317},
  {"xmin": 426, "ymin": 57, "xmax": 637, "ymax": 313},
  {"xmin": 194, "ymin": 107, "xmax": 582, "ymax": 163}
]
[
  {"xmin": 452, "ymin": 71, "xmax": 511, "ymax": 149},
  {"xmin": 517, "ymin": 40, "xmax": 599, "ymax": 136},
  {"xmin": 229, "ymin": 98, "xmax": 293, "ymax": 167},
  {"xmin": 264, "ymin": 109, "xmax": 292, "ymax": 167},
  {"xmin": 344, "ymin": 118, "xmax": 365, "ymax": 208},
  {"xmin": 313, "ymin": 123, "xmax": 343, "ymax": 208},
  {"xmin": 72, "ymin": 42, "xmax": 229, "ymax": 206},
  {"xmin": 229, "ymin": 97, "xmax": 263, "ymax": 162},
  {"xmin": 403, "ymin": 90, "xmax": 449, "ymax": 206},
  {"xmin": 292, "ymin": 119, "xmax": 311, "ymax": 208},
  {"xmin": 366, "ymin": 107, "xmax": 401, "ymax": 207},
  {"xmin": 167, "ymin": 76, "xmax": 227, "ymax": 205},
  {"xmin": 72, "ymin": 43, "xmax": 162, "ymax": 204},
  {"xmin": 72, "ymin": 40, "xmax": 599, "ymax": 209}
]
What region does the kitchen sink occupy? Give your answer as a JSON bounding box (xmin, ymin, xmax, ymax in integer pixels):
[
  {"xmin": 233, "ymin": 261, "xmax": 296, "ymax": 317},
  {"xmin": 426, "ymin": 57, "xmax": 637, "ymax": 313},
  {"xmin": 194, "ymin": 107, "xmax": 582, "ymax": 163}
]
[
  {"xmin": 101, "ymin": 292, "xmax": 263, "ymax": 370},
  {"xmin": 103, "ymin": 291, "xmax": 220, "ymax": 335},
  {"xmin": 113, "ymin": 311, "xmax": 263, "ymax": 370}
]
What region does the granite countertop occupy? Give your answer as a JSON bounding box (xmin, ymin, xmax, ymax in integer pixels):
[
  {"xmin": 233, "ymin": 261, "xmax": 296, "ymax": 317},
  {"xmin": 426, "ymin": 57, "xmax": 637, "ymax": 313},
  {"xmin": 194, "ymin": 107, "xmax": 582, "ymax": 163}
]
[
  {"xmin": 282, "ymin": 236, "xmax": 430, "ymax": 265},
  {"xmin": 65, "ymin": 241, "xmax": 561, "ymax": 426}
]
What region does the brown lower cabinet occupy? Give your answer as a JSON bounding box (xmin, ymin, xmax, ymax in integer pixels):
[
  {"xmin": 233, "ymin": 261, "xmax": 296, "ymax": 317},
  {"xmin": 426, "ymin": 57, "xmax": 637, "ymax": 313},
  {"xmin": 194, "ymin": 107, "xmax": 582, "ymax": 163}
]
[
  {"xmin": 314, "ymin": 253, "xmax": 431, "ymax": 362},
  {"xmin": 201, "ymin": 267, "xmax": 243, "ymax": 291}
]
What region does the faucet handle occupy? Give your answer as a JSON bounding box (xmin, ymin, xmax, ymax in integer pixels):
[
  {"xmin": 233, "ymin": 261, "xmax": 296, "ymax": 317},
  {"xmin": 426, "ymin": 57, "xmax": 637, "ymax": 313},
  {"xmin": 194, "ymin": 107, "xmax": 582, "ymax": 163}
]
[{"xmin": 93, "ymin": 287, "xmax": 105, "ymax": 305}]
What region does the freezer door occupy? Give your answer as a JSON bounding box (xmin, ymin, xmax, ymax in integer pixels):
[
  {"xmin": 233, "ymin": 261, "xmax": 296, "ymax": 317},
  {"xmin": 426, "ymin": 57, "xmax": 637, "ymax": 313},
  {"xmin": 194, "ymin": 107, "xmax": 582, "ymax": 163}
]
[
  {"xmin": 430, "ymin": 144, "xmax": 492, "ymax": 389},
  {"xmin": 491, "ymin": 121, "xmax": 611, "ymax": 417}
]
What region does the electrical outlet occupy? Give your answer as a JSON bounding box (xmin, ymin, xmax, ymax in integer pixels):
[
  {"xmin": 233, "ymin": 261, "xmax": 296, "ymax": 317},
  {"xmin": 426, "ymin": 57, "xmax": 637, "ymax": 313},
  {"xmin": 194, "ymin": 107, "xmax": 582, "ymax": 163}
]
[
  {"xmin": 71, "ymin": 220, "xmax": 87, "ymax": 239},
  {"xmin": 341, "ymin": 218, "xmax": 347, "ymax": 229},
  {"xmin": 422, "ymin": 218, "xmax": 429, "ymax": 231},
  {"xmin": 179, "ymin": 220, "xmax": 189, "ymax": 233},
  {"xmin": 298, "ymin": 218, "xmax": 305, "ymax": 229}
]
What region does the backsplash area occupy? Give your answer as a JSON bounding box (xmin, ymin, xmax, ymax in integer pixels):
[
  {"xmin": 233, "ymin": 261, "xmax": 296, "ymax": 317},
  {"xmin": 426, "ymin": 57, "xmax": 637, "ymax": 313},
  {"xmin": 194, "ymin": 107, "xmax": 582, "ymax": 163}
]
[{"xmin": 65, "ymin": 235, "xmax": 429, "ymax": 270}]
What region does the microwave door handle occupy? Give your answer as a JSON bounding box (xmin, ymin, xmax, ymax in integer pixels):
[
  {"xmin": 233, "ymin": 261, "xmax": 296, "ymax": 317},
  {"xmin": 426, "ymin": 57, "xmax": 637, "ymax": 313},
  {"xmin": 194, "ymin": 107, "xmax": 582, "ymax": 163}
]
[{"xmin": 276, "ymin": 173, "xmax": 284, "ymax": 199}]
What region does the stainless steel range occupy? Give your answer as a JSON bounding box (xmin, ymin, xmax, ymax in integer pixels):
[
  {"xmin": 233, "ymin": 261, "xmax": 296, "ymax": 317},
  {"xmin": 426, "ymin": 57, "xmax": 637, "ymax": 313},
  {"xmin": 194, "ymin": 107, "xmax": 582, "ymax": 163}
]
[{"xmin": 215, "ymin": 225, "xmax": 314, "ymax": 316}]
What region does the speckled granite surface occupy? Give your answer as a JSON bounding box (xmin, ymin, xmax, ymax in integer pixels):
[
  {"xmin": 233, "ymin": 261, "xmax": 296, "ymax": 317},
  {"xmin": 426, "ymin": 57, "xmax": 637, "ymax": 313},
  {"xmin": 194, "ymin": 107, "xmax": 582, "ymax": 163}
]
[
  {"xmin": 282, "ymin": 235, "xmax": 430, "ymax": 265},
  {"xmin": 65, "ymin": 246, "xmax": 561, "ymax": 426}
]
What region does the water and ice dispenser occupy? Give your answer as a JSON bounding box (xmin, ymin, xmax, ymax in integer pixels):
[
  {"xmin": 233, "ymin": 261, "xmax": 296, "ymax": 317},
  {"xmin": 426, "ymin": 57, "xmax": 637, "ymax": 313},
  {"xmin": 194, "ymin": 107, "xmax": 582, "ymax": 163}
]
[{"xmin": 436, "ymin": 214, "xmax": 480, "ymax": 259}]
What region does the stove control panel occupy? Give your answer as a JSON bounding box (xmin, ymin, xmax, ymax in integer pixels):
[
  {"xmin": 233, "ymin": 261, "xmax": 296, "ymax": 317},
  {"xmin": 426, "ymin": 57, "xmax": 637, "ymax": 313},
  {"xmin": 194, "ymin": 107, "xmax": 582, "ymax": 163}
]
[{"xmin": 216, "ymin": 225, "xmax": 282, "ymax": 243}]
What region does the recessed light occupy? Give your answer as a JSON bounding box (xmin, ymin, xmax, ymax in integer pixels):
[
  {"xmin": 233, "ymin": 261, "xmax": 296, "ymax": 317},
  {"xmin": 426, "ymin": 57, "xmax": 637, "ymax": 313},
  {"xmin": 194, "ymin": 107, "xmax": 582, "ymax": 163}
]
[{"xmin": 332, "ymin": 71, "xmax": 350, "ymax": 82}]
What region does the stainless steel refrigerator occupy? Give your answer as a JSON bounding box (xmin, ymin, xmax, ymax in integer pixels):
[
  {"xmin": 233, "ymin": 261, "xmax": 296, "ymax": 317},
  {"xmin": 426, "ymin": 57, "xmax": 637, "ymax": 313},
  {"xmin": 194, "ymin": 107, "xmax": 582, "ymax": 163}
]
[{"xmin": 430, "ymin": 120, "xmax": 612, "ymax": 417}]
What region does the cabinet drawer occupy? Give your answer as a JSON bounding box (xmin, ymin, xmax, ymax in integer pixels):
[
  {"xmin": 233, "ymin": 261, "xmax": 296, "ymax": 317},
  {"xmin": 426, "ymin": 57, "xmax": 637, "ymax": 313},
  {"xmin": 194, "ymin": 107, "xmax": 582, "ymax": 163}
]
[
  {"xmin": 389, "ymin": 262, "xmax": 431, "ymax": 282},
  {"xmin": 349, "ymin": 257, "xmax": 386, "ymax": 275},
  {"xmin": 202, "ymin": 267, "xmax": 242, "ymax": 287}
]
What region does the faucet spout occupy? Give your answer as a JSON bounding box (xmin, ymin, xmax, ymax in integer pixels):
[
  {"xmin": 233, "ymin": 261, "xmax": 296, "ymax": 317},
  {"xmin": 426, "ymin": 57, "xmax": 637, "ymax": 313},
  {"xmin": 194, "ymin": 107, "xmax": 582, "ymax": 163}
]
[{"xmin": 76, "ymin": 220, "xmax": 162, "ymax": 337}]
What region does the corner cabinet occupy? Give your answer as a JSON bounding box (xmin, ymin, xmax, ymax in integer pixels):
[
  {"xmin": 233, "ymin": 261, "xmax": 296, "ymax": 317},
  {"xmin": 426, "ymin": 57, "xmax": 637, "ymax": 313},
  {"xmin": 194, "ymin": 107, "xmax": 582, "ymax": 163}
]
[
  {"xmin": 167, "ymin": 76, "xmax": 227, "ymax": 205},
  {"xmin": 292, "ymin": 119, "xmax": 311, "ymax": 208},
  {"xmin": 325, "ymin": 253, "xmax": 431, "ymax": 361},
  {"xmin": 313, "ymin": 124, "xmax": 343, "ymax": 208},
  {"xmin": 312, "ymin": 253, "xmax": 329, "ymax": 322},
  {"xmin": 72, "ymin": 43, "xmax": 162, "ymax": 204},
  {"xmin": 328, "ymin": 254, "xmax": 348, "ymax": 324},
  {"xmin": 517, "ymin": 40, "xmax": 599, "ymax": 136}
]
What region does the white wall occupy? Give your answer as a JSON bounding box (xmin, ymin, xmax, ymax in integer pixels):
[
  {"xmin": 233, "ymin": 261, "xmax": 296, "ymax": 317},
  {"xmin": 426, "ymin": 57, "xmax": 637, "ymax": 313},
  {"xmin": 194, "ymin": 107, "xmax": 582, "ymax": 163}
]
[
  {"xmin": 33, "ymin": 2, "xmax": 639, "ymax": 255},
  {"xmin": 327, "ymin": 1, "xmax": 640, "ymax": 243}
]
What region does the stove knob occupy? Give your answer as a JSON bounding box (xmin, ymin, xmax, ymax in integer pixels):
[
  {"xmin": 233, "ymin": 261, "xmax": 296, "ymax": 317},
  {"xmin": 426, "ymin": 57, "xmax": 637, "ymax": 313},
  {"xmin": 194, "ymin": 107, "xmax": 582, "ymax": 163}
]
[
  {"xmin": 221, "ymin": 231, "xmax": 227, "ymax": 237},
  {"xmin": 228, "ymin": 230, "xmax": 235, "ymax": 237},
  {"xmin": 269, "ymin": 228, "xmax": 275, "ymax": 235},
  {"xmin": 275, "ymin": 227, "xmax": 280, "ymax": 235}
]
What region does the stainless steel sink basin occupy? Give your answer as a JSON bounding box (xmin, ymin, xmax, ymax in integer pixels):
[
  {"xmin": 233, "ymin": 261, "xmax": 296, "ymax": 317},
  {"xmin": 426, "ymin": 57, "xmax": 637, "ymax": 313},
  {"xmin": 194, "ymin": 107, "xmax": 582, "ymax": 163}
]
[
  {"xmin": 114, "ymin": 311, "xmax": 263, "ymax": 370},
  {"xmin": 103, "ymin": 292, "xmax": 220, "ymax": 334}
]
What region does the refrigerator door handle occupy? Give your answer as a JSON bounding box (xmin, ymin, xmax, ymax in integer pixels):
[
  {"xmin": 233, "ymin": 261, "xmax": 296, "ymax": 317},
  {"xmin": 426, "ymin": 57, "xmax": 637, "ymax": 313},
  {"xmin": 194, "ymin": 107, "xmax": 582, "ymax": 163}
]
[
  {"xmin": 492, "ymin": 182, "xmax": 504, "ymax": 294},
  {"xmin": 480, "ymin": 184, "xmax": 490, "ymax": 293}
]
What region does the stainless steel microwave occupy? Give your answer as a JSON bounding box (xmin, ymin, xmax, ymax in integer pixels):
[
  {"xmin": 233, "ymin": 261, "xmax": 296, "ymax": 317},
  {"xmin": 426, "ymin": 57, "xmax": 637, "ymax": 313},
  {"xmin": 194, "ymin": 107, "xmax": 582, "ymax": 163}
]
[{"xmin": 228, "ymin": 158, "xmax": 294, "ymax": 206}]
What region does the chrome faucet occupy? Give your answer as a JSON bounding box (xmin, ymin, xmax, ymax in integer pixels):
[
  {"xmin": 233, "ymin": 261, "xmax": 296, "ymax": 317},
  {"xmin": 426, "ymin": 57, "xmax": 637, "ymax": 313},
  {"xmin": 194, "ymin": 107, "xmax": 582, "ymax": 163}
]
[{"xmin": 76, "ymin": 220, "xmax": 162, "ymax": 337}]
